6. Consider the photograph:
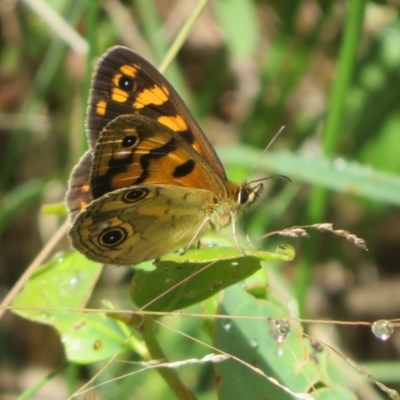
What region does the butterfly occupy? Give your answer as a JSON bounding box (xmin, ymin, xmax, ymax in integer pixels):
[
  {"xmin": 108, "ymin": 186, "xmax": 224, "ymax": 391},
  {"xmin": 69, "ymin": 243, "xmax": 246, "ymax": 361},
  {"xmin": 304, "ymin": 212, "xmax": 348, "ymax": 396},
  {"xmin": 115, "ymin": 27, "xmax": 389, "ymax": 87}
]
[{"xmin": 66, "ymin": 46, "xmax": 263, "ymax": 265}]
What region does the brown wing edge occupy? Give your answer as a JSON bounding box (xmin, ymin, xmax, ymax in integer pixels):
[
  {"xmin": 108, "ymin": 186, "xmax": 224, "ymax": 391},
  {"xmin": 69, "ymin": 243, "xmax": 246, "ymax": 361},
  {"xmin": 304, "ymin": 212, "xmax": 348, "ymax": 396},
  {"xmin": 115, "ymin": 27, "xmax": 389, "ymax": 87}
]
[{"xmin": 66, "ymin": 151, "xmax": 93, "ymax": 222}]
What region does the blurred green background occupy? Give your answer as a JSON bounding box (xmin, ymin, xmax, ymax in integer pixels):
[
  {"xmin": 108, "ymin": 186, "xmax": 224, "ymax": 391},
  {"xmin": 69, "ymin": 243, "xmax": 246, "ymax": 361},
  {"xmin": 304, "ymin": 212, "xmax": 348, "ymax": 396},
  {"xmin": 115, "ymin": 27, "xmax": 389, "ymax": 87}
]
[{"xmin": 1, "ymin": 0, "xmax": 400, "ymax": 399}]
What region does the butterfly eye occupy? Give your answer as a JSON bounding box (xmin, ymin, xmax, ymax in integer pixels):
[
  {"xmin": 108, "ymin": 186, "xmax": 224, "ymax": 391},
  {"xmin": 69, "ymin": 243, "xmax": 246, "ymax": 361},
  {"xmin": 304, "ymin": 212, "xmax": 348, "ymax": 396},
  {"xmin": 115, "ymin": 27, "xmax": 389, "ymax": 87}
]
[
  {"xmin": 123, "ymin": 188, "xmax": 149, "ymax": 202},
  {"xmin": 238, "ymin": 189, "xmax": 249, "ymax": 205},
  {"xmin": 122, "ymin": 135, "xmax": 137, "ymax": 147},
  {"xmin": 99, "ymin": 227, "xmax": 127, "ymax": 246},
  {"xmin": 118, "ymin": 76, "xmax": 134, "ymax": 91}
]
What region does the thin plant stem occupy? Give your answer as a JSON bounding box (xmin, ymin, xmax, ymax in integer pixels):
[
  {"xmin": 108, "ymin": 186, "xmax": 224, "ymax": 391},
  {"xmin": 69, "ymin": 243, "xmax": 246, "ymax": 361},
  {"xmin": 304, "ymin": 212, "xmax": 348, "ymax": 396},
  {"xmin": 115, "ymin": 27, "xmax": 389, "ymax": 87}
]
[
  {"xmin": 0, "ymin": 219, "xmax": 70, "ymax": 319},
  {"xmin": 297, "ymin": 0, "xmax": 367, "ymax": 313},
  {"xmin": 140, "ymin": 318, "xmax": 198, "ymax": 400},
  {"xmin": 158, "ymin": 0, "xmax": 209, "ymax": 74}
]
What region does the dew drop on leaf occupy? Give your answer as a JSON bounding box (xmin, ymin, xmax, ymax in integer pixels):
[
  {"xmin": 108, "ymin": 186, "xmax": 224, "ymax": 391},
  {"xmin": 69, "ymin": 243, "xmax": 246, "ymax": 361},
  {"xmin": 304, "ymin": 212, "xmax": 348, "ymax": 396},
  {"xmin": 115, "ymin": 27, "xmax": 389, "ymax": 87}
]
[
  {"xmin": 249, "ymin": 338, "xmax": 258, "ymax": 348},
  {"xmin": 355, "ymin": 364, "xmax": 370, "ymax": 376},
  {"xmin": 267, "ymin": 318, "xmax": 290, "ymax": 343},
  {"xmin": 221, "ymin": 319, "xmax": 231, "ymax": 332},
  {"xmin": 38, "ymin": 311, "xmax": 54, "ymax": 323},
  {"xmin": 386, "ymin": 388, "xmax": 400, "ymax": 400},
  {"xmin": 60, "ymin": 271, "xmax": 85, "ymax": 298},
  {"xmin": 275, "ymin": 346, "xmax": 284, "ymax": 356},
  {"xmin": 371, "ymin": 320, "xmax": 394, "ymax": 341}
]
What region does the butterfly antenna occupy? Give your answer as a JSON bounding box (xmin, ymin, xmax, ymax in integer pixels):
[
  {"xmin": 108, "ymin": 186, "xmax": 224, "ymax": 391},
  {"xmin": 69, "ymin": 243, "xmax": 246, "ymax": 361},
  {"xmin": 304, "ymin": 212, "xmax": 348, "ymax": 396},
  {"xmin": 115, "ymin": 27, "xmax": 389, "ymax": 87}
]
[
  {"xmin": 245, "ymin": 126, "xmax": 285, "ymax": 182},
  {"xmin": 248, "ymin": 174, "xmax": 291, "ymax": 185}
]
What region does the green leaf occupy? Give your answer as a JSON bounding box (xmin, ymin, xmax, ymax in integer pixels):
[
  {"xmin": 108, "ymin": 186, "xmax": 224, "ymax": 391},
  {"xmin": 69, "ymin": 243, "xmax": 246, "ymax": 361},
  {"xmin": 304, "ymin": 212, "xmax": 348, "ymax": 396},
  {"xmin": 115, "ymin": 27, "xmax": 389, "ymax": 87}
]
[
  {"xmin": 214, "ymin": 285, "xmax": 357, "ymax": 399},
  {"xmin": 11, "ymin": 252, "xmax": 131, "ymax": 363},
  {"xmin": 131, "ymin": 245, "xmax": 293, "ymax": 312},
  {"xmin": 12, "ymin": 252, "xmax": 102, "ymax": 312}
]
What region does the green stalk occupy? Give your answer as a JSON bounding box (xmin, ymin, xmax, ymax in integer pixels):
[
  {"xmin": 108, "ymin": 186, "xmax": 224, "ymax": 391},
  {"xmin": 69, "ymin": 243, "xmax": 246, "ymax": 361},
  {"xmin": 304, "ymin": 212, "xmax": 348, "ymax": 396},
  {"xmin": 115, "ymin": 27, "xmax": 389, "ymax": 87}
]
[
  {"xmin": 140, "ymin": 319, "xmax": 198, "ymax": 400},
  {"xmin": 82, "ymin": 1, "xmax": 100, "ymax": 151},
  {"xmin": 296, "ymin": 0, "xmax": 367, "ymax": 313},
  {"xmin": 16, "ymin": 364, "xmax": 68, "ymax": 400},
  {"xmin": 310, "ymin": 0, "xmax": 366, "ymax": 219},
  {"xmin": 158, "ymin": 0, "xmax": 208, "ymax": 74},
  {"xmin": 135, "ymin": 0, "xmax": 208, "ymax": 109},
  {"xmin": 0, "ymin": 2, "xmax": 86, "ymax": 191}
]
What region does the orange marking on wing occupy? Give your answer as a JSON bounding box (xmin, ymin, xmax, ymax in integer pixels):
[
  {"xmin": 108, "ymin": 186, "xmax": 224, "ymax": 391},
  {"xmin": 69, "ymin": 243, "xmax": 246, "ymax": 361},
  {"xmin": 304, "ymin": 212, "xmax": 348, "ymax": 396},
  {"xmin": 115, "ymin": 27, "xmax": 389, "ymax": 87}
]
[
  {"xmin": 133, "ymin": 85, "xmax": 169, "ymax": 109},
  {"xmin": 112, "ymin": 88, "xmax": 128, "ymax": 103},
  {"xmin": 96, "ymin": 100, "xmax": 107, "ymax": 115},
  {"xmin": 80, "ymin": 201, "xmax": 88, "ymax": 210},
  {"xmin": 120, "ymin": 64, "xmax": 137, "ymax": 77},
  {"xmin": 112, "ymin": 73, "xmax": 122, "ymax": 87},
  {"xmin": 81, "ymin": 184, "xmax": 90, "ymax": 193},
  {"xmin": 158, "ymin": 114, "xmax": 188, "ymax": 132}
]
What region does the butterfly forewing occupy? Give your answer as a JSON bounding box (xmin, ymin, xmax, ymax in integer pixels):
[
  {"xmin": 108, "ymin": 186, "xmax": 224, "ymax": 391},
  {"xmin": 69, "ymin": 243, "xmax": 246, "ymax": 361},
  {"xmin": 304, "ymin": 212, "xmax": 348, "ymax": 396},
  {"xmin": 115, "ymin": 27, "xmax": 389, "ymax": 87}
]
[
  {"xmin": 90, "ymin": 114, "xmax": 227, "ymax": 199},
  {"xmin": 87, "ymin": 46, "xmax": 227, "ymax": 180}
]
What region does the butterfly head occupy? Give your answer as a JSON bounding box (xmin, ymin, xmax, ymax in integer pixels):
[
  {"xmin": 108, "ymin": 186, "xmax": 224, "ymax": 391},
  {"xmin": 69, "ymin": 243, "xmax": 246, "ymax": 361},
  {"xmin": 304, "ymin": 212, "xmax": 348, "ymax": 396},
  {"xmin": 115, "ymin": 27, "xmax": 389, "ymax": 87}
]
[
  {"xmin": 232, "ymin": 182, "xmax": 264, "ymax": 210},
  {"xmin": 235, "ymin": 173, "xmax": 291, "ymax": 210}
]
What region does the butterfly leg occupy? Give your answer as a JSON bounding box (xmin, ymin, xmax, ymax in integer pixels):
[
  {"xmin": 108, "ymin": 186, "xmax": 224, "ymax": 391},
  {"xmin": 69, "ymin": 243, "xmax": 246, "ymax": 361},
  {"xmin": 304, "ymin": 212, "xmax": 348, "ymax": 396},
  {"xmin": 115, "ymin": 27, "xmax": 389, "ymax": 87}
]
[
  {"xmin": 230, "ymin": 212, "xmax": 247, "ymax": 257},
  {"xmin": 242, "ymin": 211, "xmax": 258, "ymax": 250}
]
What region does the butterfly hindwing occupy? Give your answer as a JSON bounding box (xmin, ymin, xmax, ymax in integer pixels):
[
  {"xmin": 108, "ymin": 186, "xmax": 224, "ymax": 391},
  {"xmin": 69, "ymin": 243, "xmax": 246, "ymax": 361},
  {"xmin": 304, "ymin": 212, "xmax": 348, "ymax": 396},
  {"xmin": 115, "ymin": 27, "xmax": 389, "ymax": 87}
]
[
  {"xmin": 69, "ymin": 185, "xmax": 216, "ymax": 265},
  {"xmin": 66, "ymin": 151, "xmax": 93, "ymax": 221}
]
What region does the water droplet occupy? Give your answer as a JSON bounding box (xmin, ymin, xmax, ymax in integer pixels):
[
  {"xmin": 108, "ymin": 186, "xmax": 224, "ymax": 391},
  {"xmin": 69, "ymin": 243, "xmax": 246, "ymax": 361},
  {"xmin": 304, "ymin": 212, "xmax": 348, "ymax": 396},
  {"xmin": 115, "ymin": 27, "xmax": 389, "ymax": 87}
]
[
  {"xmin": 231, "ymin": 261, "xmax": 238, "ymax": 267},
  {"xmin": 38, "ymin": 311, "xmax": 54, "ymax": 322},
  {"xmin": 355, "ymin": 364, "xmax": 370, "ymax": 376},
  {"xmin": 59, "ymin": 271, "xmax": 85, "ymax": 298},
  {"xmin": 172, "ymin": 310, "xmax": 183, "ymax": 315},
  {"xmin": 371, "ymin": 320, "xmax": 394, "ymax": 341},
  {"xmin": 221, "ymin": 319, "xmax": 231, "ymax": 332},
  {"xmin": 250, "ymin": 338, "xmax": 258, "ymax": 348},
  {"xmin": 69, "ymin": 277, "xmax": 78, "ymax": 286},
  {"xmin": 165, "ymin": 278, "xmax": 174, "ymax": 285},
  {"xmin": 386, "ymin": 388, "xmax": 400, "ymax": 400},
  {"xmin": 267, "ymin": 318, "xmax": 290, "ymax": 343},
  {"xmin": 275, "ymin": 345, "xmax": 284, "ymax": 356}
]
